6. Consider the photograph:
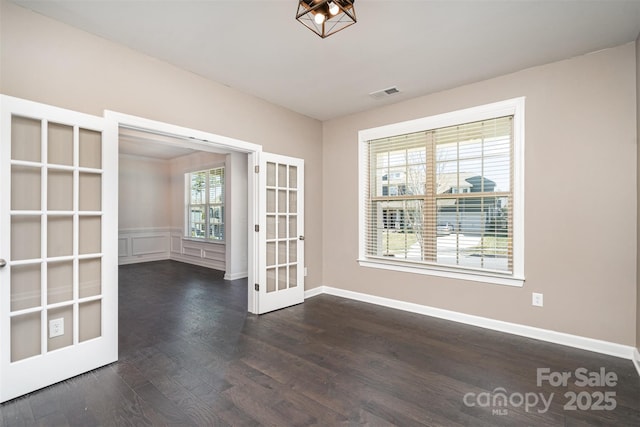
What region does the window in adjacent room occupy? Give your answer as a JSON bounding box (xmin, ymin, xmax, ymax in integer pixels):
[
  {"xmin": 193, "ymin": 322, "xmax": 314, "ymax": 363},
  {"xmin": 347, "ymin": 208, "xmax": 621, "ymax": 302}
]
[
  {"xmin": 358, "ymin": 98, "xmax": 524, "ymax": 286},
  {"xmin": 186, "ymin": 166, "xmax": 225, "ymax": 241}
]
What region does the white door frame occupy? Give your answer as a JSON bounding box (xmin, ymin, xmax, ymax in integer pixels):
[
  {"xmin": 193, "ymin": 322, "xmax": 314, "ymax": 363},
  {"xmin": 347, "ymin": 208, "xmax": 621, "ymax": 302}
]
[{"xmin": 104, "ymin": 111, "xmax": 262, "ymax": 314}]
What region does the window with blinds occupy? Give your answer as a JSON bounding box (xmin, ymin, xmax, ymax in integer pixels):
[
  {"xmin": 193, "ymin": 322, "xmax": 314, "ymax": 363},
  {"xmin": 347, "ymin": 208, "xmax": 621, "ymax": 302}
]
[
  {"xmin": 186, "ymin": 167, "xmax": 225, "ymax": 241},
  {"xmin": 359, "ymin": 98, "xmax": 524, "ymax": 284}
]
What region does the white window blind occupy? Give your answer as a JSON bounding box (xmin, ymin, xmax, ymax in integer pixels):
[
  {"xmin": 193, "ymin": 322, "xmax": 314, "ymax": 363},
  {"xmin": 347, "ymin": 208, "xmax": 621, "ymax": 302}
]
[
  {"xmin": 186, "ymin": 167, "xmax": 225, "ymax": 241},
  {"xmin": 364, "ymin": 116, "xmax": 514, "ymax": 275}
]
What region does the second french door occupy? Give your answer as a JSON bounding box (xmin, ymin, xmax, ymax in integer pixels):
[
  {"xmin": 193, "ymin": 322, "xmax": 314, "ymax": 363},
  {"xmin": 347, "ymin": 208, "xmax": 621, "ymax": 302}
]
[{"xmin": 257, "ymin": 152, "xmax": 305, "ymax": 314}]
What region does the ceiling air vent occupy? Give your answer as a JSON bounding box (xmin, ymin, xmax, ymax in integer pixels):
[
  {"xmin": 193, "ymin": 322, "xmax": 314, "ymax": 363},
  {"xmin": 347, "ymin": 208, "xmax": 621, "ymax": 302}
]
[{"xmin": 369, "ymin": 86, "xmax": 400, "ymax": 100}]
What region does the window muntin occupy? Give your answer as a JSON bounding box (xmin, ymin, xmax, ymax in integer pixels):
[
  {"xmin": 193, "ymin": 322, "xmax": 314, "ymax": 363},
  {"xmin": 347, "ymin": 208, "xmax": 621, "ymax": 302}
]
[
  {"xmin": 186, "ymin": 167, "xmax": 224, "ymax": 241},
  {"xmin": 362, "ymin": 112, "xmax": 518, "ymax": 279}
]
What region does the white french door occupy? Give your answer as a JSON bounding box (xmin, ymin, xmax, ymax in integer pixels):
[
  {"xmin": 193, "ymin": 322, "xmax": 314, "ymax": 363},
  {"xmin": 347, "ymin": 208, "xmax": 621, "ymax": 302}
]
[
  {"xmin": 257, "ymin": 153, "xmax": 304, "ymax": 314},
  {"xmin": 0, "ymin": 95, "xmax": 117, "ymax": 402}
]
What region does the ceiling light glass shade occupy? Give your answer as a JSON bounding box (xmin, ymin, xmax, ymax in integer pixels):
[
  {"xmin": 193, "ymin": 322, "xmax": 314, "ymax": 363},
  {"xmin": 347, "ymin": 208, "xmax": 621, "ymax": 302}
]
[
  {"xmin": 296, "ymin": 0, "xmax": 356, "ymax": 39},
  {"xmin": 328, "ymin": 2, "xmax": 340, "ymax": 16}
]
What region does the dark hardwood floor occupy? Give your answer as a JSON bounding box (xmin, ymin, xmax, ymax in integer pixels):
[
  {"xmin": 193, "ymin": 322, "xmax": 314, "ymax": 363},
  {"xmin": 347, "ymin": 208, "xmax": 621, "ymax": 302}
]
[{"xmin": 1, "ymin": 260, "xmax": 639, "ymax": 426}]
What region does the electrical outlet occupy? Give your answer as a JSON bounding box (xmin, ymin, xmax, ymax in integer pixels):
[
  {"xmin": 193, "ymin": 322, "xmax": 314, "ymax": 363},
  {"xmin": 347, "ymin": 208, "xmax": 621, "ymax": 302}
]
[
  {"xmin": 532, "ymin": 293, "xmax": 544, "ymax": 307},
  {"xmin": 304, "ymin": 267, "xmax": 308, "ymax": 277},
  {"xmin": 49, "ymin": 318, "xmax": 64, "ymax": 338}
]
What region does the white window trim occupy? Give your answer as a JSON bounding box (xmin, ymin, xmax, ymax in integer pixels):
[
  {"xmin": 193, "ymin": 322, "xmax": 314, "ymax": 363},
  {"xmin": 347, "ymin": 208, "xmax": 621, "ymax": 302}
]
[
  {"xmin": 184, "ymin": 163, "xmax": 226, "ymax": 242},
  {"xmin": 358, "ymin": 97, "xmax": 525, "ymax": 287}
]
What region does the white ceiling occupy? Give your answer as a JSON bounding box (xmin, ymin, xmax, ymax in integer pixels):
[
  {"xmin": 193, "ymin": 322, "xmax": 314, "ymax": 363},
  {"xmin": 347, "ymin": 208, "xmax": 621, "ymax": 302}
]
[
  {"xmin": 119, "ymin": 127, "xmax": 235, "ymax": 159},
  {"xmin": 12, "ymin": 0, "xmax": 640, "ymax": 121},
  {"xmin": 119, "ymin": 127, "xmax": 197, "ymax": 159}
]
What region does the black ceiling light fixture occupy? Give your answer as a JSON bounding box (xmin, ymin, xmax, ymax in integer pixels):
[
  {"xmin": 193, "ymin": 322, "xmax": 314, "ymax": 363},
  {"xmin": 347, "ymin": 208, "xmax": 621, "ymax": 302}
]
[{"xmin": 296, "ymin": 0, "xmax": 356, "ymax": 38}]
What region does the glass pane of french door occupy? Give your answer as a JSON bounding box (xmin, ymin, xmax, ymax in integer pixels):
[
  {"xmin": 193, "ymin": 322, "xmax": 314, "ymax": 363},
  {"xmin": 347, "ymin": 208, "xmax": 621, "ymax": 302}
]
[
  {"xmin": 8, "ymin": 114, "xmax": 104, "ymax": 362},
  {"xmin": 265, "ymin": 161, "xmax": 299, "ymax": 293}
]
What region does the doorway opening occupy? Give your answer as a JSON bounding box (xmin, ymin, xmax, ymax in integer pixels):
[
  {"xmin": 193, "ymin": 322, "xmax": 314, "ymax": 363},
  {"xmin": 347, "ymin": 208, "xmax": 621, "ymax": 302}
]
[{"xmin": 106, "ymin": 111, "xmax": 261, "ymax": 313}]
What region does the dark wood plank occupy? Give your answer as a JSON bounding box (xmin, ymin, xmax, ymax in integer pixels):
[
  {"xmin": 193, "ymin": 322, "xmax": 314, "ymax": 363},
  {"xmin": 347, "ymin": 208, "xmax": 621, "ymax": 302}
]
[
  {"xmin": 0, "ymin": 260, "xmax": 637, "ymax": 426},
  {"xmin": 1, "ymin": 396, "xmax": 36, "ymax": 426}
]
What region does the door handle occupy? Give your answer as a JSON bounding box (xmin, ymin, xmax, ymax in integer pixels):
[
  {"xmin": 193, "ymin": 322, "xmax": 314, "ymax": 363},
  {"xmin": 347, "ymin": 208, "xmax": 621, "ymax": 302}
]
[
  {"xmin": 0, "ymin": 259, "xmax": 6, "ymax": 268},
  {"xmin": 299, "ymin": 236, "xmax": 305, "ymax": 241}
]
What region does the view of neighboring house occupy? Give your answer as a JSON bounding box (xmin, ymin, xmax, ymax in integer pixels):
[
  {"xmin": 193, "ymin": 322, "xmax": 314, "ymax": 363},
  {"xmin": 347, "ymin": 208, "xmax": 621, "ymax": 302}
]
[
  {"xmin": 380, "ymin": 171, "xmax": 508, "ymax": 236},
  {"xmin": 436, "ymin": 174, "xmax": 508, "ymax": 236}
]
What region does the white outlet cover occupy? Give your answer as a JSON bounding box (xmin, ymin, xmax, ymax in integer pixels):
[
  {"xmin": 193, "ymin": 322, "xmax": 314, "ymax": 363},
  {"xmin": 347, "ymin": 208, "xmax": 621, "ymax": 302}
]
[
  {"xmin": 49, "ymin": 318, "xmax": 64, "ymax": 338},
  {"xmin": 532, "ymin": 293, "xmax": 544, "ymax": 307}
]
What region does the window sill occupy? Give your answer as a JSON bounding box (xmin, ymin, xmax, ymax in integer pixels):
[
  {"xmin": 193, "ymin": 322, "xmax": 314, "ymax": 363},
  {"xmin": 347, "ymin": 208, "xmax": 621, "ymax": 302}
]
[
  {"xmin": 357, "ymin": 258, "xmax": 524, "ymax": 287},
  {"xmin": 182, "ymin": 237, "xmax": 225, "ymax": 245}
]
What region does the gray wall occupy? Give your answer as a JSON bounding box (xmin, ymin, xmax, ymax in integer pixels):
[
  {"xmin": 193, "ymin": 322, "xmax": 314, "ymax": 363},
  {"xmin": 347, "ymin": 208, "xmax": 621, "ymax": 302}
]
[
  {"xmin": 323, "ymin": 43, "xmax": 637, "ymax": 346},
  {"xmin": 0, "ymin": 0, "xmax": 324, "ymax": 288}
]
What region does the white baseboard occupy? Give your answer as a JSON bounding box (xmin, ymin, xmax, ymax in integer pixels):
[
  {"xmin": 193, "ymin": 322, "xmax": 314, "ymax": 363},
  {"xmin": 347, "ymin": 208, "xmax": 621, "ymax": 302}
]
[
  {"xmin": 304, "ymin": 286, "xmax": 324, "ymax": 298},
  {"xmin": 304, "ymin": 286, "xmax": 637, "ymax": 364},
  {"xmin": 170, "ymin": 253, "xmax": 225, "ymax": 271},
  {"xmin": 224, "ymin": 271, "xmax": 248, "ymax": 280},
  {"xmin": 118, "ymin": 254, "xmax": 169, "ymax": 265},
  {"xmin": 633, "ymin": 348, "xmax": 640, "ymax": 377}
]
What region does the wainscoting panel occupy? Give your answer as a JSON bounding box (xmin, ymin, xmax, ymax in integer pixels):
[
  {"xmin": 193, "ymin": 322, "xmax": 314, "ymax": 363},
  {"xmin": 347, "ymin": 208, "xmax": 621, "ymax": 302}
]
[
  {"xmin": 170, "ymin": 235, "xmax": 182, "ymax": 255},
  {"xmin": 119, "ymin": 228, "xmax": 226, "ymax": 271},
  {"xmin": 170, "ymin": 229, "xmax": 226, "ymax": 271},
  {"xmin": 182, "ymin": 245, "xmax": 203, "ymax": 258},
  {"xmin": 132, "ymin": 235, "xmax": 168, "ymax": 256},
  {"xmin": 118, "ymin": 238, "xmax": 128, "ymax": 258},
  {"xmin": 118, "ymin": 228, "xmax": 171, "ymax": 265},
  {"xmin": 203, "ymin": 245, "xmax": 225, "ymax": 261}
]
